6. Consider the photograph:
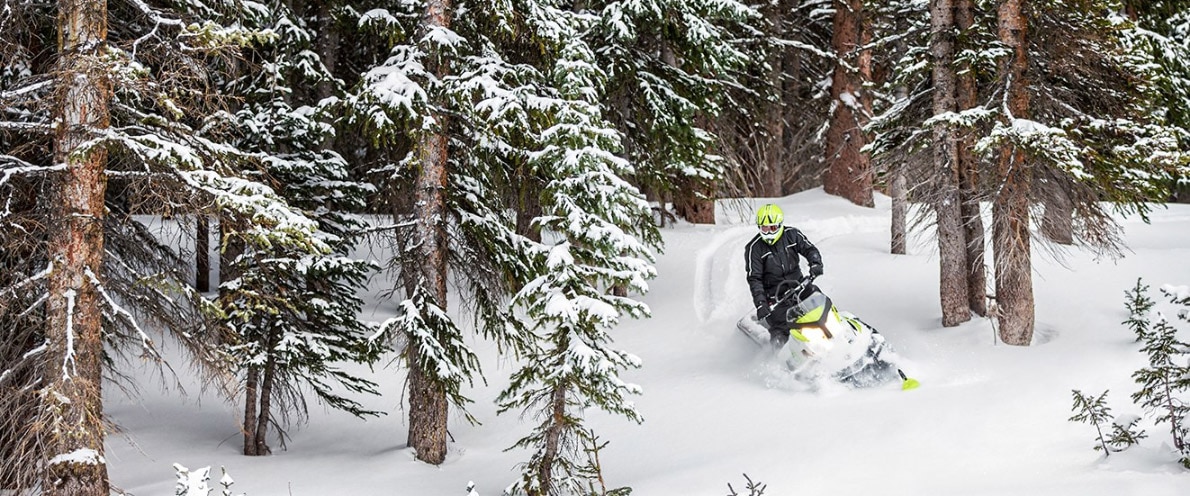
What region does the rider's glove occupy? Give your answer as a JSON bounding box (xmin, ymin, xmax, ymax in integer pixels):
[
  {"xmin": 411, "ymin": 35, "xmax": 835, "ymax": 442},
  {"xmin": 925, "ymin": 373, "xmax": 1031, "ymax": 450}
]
[
  {"xmin": 756, "ymin": 305, "xmax": 771, "ymax": 321},
  {"xmin": 809, "ymin": 264, "xmax": 824, "ymax": 277}
]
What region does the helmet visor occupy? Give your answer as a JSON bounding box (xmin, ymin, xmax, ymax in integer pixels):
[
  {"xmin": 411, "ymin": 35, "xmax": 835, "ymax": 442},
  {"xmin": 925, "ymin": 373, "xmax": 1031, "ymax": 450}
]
[{"xmin": 759, "ymin": 224, "xmax": 780, "ymax": 234}]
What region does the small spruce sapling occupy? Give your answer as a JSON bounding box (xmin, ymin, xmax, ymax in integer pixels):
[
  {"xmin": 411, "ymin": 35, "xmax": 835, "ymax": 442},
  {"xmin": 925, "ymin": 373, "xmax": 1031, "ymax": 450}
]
[
  {"xmin": 1069, "ymin": 390, "xmax": 1145, "ymax": 454},
  {"xmin": 1069, "ymin": 389, "xmax": 1115, "ymax": 453},
  {"xmin": 1123, "ymin": 278, "xmax": 1156, "ymax": 342},
  {"xmin": 1129, "ymin": 285, "xmax": 1190, "ymax": 468},
  {"xmin": 1107, "ymin": 413, "xmax": 1148, "ymax": 452}
]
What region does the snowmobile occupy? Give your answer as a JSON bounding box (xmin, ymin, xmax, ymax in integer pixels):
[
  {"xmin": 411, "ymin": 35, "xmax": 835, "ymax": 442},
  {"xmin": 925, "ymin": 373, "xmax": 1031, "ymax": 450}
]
[{"xmin": 737, "ymin": 276, "xmax": 919, "ymax": 390}]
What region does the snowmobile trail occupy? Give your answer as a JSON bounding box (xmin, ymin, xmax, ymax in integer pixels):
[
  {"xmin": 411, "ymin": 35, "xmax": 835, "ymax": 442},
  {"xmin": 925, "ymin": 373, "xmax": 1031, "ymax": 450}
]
[{"xmin": 691, "ymin": 226, "xmax": 755, "ymax": 324}]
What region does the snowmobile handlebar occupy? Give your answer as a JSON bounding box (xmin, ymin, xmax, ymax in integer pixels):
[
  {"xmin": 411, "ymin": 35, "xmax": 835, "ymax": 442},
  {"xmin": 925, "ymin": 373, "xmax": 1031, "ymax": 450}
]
[{"xmin": 771, "ymin": 274, "xmax": 818, "ymax": 308}]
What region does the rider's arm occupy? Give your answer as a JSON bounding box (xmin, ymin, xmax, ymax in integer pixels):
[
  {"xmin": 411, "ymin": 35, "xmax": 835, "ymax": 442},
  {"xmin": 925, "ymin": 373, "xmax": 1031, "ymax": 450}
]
[
  {"xmin": 792, "ymin": 228, "xmax": 823, "ymax": 272},
  {"xmin": 744, "ymin": 237, "xmax": 768, "ymax": 307}
]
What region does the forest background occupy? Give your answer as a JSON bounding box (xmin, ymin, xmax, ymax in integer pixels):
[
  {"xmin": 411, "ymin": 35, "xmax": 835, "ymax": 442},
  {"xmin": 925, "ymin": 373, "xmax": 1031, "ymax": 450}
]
[{"xmin": 2, "ymin": 0, "xmax": 1189, "ymax": 495}]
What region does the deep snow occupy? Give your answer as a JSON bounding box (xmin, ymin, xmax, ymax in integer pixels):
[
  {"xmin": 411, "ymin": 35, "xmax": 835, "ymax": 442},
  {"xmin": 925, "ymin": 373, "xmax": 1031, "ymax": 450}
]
[{"xmin": 105, "ymin": 189, "xmax": 1190, "ymax": 495}]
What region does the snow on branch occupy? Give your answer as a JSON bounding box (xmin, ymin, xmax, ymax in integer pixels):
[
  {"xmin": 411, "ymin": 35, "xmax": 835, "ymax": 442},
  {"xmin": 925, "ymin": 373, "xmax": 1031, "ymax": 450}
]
[
  {"xmin": 0, "ymin": 121, "xmax": 52, "ymax": 134},
  {"xmin": 0, "ymin": 80, "xmax": 54, "ymax": 101},
  {"xmin": 1, "ymin": 163, "xmax": 66, "ymax": 189},
  {"xmin": 0, "ymin": 262, "xmax": 51, "ymax": 302},
  {"xmin": 85, "ymin": 267, "xmax": 158, "ymax": 359}
]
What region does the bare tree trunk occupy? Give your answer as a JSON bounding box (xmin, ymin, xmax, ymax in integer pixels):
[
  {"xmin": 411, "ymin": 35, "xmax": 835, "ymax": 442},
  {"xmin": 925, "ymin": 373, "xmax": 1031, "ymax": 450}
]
[
  {"xmin": 994, "ymin": 0, "xmax": 1035, "ymax": 345},
  {"xmin": 243, "ymin": 365, "xmax": 260, "ymax": 455},
  {"xmin": 40, "ymin": 0, "xmax": 111, "ymax": 492},
  {"xmin": 253, "ymin": 343, "xmax": 277, "ymax": 456},
  {"xmin": 516, "ymin": 171, "xmax": 543, "ymax": 243},
  {"xmin": 931, "ymin": 0, "xmax": 971, "ymax": 327},
  {"xmin": 955, "ymin": 0, "xmax": 988, "ymax": 316},
  {"xmin": 890, "ymin": 166, "xmax": 907, "ymax": 254},
  {"xmin": 760, "ymin": 0, "xmax": 785, "ymax": 198},
  {"xmin": 196, "ymin": 215, "xmax": 210, "ymax": 291},
  {"xmin": 823, "ymin": 0, "xmax": 874, "ymax": 207},
  {"xmin": 406, "ymin": 0, "xmax": 453, "ymax": 465},
  {"xmin": 1040, "ymin": 177, "xmax": 1073, "ymax": 244},
  {"xmin": 530, "ymin": 384, "xmax": 569, "ymax": 496}
]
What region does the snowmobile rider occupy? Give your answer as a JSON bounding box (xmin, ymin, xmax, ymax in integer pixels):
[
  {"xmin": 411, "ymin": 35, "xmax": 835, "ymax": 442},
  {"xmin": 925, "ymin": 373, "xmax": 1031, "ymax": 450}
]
[{"xmin": 745, "ymin": 203, "xmax": 823, "ymax": 347}]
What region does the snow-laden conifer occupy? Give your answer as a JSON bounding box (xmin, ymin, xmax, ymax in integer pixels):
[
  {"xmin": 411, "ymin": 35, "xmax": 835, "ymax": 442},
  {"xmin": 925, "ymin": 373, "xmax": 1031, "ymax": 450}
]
[
  {"xmin": 349, "ymin": 0, "xmax": 548, "ymax": 463},
  {"xmin": 216, "ymin": 0, "xmax": 383, "ymax": 456},
  {"xmin": 497, "ymin": 13, "xmax": 656, "ymax": 494},
  {"xmin": 1129, "ymin": 284, "xmax": 1190, "ymax": 468},
  {"xmin": 1, "ymin": 0, "xmax": 342, "ymax": 486},
  {"xmin": 590, "ymin": 0, "xmax": 756, "ymax": 219}
]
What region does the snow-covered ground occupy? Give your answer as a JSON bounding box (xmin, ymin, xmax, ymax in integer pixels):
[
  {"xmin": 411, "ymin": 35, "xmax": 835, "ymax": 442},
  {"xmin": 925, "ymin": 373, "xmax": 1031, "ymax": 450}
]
[{"xmin": 105, "ymin": 189, "xmax": 1190, "ymax": 495}]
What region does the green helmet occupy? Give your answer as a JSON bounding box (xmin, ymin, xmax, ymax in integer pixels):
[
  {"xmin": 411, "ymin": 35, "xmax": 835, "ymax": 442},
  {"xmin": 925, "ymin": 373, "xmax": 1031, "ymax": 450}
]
[{"xmin": 756, "ymin": 204, "xmax": 784, "ymax": 244}]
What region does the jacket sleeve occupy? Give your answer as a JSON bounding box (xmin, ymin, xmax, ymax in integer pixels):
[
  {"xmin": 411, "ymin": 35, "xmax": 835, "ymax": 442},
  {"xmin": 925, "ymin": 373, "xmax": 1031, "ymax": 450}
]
[
  {"xmin": 793, "ymin": 228, "xmax": 823, "ymax": 270},
  {"xmin": 744, "ymin": 238, "xmax": 767, "ymax": 308}
]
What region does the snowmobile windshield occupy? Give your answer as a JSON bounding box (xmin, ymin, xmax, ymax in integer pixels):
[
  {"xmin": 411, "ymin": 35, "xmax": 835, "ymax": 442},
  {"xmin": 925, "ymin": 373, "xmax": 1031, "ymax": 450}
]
[{"xmin": 791, "ymin": 292, "xmax": 828, "ymax": 320}]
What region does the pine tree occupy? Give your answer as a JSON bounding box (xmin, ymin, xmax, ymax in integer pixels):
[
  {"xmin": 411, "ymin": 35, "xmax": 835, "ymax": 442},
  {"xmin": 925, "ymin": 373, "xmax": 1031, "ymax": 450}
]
[
  {"xmin": 498, "ymin": 16, "xmax": 656, "ymax": 494},
  {"xmin": 590, "ymin": 0, "xmax": 756, "ymax": 214},
  {"xmin": 1123, "ymin": 278, "xmax": 1156, "ymax": 342},
  {"xmin": 1069, "ymin": 389, "xmax": 1146, "ymax": 454},
  {"xmin": 1129, "ymin": 286, "xmax": 1190, "ymax": 467},
  {"xmin": 929, "ymin": 0, "xmax": 973, "ymax": 327},
  {"xmin": 216, "ymin": 0, "xmax": 383, "ymax": 456},
  {"xmin": 1, "ymin": 0, "xmax": 338, "ymax": 487}
]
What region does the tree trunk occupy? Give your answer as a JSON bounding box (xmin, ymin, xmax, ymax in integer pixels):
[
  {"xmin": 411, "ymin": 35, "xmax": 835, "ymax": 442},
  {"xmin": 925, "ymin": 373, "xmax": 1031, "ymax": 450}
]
[
  {"xmin": 253, "ymin": 342, "xmax": 277, "ymax": 456},
  {"xmin": 931, "ymin": 0, "xmax": 972, "ymax": 327},
  {"xmin": 196, "ymin": 215, "xmax": 210, "ymax": 292},
  {"xmin": 890, "ymin": 167, "xmax": 907, "ymax": 255},
  {"xmin": 1040, "ymin": 177, "xmax": 1074, "ymax": 244},
  {"xmin": 516, "ymin": 171, "xmax": 543, "ymax": 243},
  {"xmin": 823, "ymin": 0, "xmax": 874, "ymax": 207},
  {"xmin": 994, "ymin": 0, "xmax": 1035, "ymax": 345},
  {"xmin": 40, "ymin": 0, "xmax": 111, "ymax": 492},
  {"xmin": 955, "ymin": 0, "xmax": 987, "ymax": 316},
  {"xmin": 760, "ymin": 0, "xmax": 784, "ymax": 198},
  {"xmin": 530, "ymin": 383, "xmax": 568, "ymax": 496},
  {"xmin": 242, "ymin": 365, "xmax": 260, "ymax": 455},
  {"xmin": 406, "ymin": 0, "xmax": 453, "ymax": 465}
]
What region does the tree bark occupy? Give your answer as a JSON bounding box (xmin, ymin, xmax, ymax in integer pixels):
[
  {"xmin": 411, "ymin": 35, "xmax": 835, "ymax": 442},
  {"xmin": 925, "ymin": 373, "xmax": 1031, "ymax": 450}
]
[
  {"xmin": 196, "ymin": 215, "xmax": 210, "ymax": 291},
  {"xmin": 760, "ymin": 0, "xmax": 785, "ymax": 198},
  {"xmin": 252, "ymin": 340, "xmax": 277, "ymax": 456},
  {"xmin": 406, "ymin": 0, "xmax": 453, "ymax": 465},
  {"xmin": 931, "ymin": 0, "xmax": 972, "ymax": 327},
  {"xmin": 994, "ymin": 0, "xmax": 1035, "ymax": 345},
  {"xmin": 40, "ymin": 0, "xmax": 111, "ymax": 492},
  {"xmin": 823, "ymin": 0, "xmax": 874, "ymax": 207},
  {"xmin": 530, "ymin": 383, "xmax": 569, "ymax": 496},
  {"xmin": 242, "ymin": 365, "xmax": 260, "ymax": 455},
  {"xmin": 890, "ymin": 166, "xmax": 907, "ymax": 255},
  {"xmin": 955, "ymin": 0, "xmax": 987, "ymax": 316},
  {"xmin": 1040, "ymin": 175, "xmax": 1073, "ymax": 244}
]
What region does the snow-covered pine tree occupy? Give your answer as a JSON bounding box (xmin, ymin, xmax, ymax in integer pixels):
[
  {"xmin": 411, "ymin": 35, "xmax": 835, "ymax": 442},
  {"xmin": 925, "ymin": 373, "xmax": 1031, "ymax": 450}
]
[
  {"xmin": 1129, "ymin": 285, "xmax": 1190, "ymax": 467},
  {"xmin": 348, "ymin": 0, "xmax": 561, "ymax": 464},
  {"xmin": 216, "ymin": 0, "xmax": 383, "ymax": 456},
  {"xmin": 497, "ymin": 12, "xmax": 657, "ymax": 494},
  {"xmin": 588, "ymin": 0, "xmax": 756, "ymax": 221},
  {"xmin": 867, "ymin": 0, "xmax": 993, "ymax": 318},
  {"xmin": 1068, "ymin": 389, "xmax": 1146, "ymax": 454},
  {"xmin": 1, "ymin": 0, "xmax": 341, "ymax": 487},
  {"xmin": 1122, "ymin": 1, "xmax": 1190, "ymax": 200}
]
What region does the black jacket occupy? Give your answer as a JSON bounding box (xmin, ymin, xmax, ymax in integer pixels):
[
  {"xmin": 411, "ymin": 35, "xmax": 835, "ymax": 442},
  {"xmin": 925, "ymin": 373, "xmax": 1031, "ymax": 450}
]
[{"xmin": 744, "ymin": 226, "xmax": 822, "ymax": 308}]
